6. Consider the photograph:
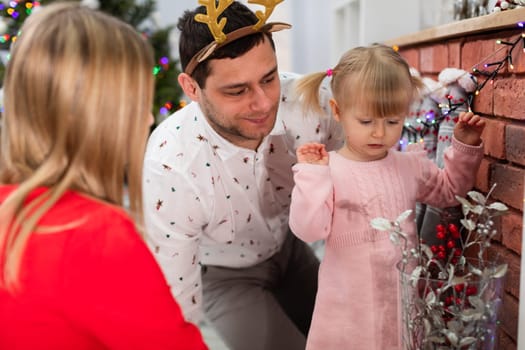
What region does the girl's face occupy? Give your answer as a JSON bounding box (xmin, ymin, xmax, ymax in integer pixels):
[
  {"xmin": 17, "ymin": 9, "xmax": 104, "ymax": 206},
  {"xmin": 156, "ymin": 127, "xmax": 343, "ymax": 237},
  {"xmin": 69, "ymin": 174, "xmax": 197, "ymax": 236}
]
[{"xmin": 330, "ymin": 99, "xmax": 404, "ymax": 162}]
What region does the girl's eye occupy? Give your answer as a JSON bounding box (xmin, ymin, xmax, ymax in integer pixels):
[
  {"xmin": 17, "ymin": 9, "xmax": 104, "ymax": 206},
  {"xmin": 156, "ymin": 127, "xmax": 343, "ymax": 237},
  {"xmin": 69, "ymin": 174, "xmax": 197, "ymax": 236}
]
[
  {"xmin": 388, "ymin": 120, "xmax": 401, "ymax": 125},
  {"xmin": 359, "ymin": 120, "xmax": 372, "ymax": 125}
]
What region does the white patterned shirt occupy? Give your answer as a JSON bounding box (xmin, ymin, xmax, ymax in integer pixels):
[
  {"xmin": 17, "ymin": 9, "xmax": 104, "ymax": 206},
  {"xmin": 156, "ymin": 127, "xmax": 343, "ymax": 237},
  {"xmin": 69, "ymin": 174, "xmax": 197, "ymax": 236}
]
[{"xmin": 142, "ymin": 73, "xmax": 343, "ymax": 323}]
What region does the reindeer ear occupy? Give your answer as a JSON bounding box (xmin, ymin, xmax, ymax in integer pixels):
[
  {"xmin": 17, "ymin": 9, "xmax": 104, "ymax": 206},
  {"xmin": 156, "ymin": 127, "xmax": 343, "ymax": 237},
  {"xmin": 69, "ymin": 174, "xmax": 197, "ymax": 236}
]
[
  {"xmin": 260, "ymin": 22, "xmax": 292, "ymax": 33},
  {"xmin": 249, "ymin": 0, "xmax": 286, "ymax": 30},
  {"xmin": 196, "ymin": 43, "xmax": 219, "ymax": 63}
]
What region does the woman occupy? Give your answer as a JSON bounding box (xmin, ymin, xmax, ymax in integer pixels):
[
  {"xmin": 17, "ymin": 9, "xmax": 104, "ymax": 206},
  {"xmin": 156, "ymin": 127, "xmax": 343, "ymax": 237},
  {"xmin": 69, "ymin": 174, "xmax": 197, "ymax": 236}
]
[{"xmin": 0, "ymin": 3, "xmax": 207, "ymax": 349}]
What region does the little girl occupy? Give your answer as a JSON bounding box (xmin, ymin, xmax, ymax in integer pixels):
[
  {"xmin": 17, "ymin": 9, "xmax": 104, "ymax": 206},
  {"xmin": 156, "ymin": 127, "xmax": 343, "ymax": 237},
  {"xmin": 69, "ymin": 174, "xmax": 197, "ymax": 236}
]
[{"xmin": 289, "ymin": 44, "xmax": 485, "ymax": 350}]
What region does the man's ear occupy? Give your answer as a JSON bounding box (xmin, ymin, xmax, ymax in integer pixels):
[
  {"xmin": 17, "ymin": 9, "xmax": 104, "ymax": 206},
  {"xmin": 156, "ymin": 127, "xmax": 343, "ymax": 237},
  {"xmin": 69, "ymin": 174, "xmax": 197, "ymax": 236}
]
[
  {"xmin": 329, "ymin": 98, "xmax": 341, "ymax": 122},
  {"xmin": 178, "ymin": 73, "xmax": 200, "ymax": 101}
]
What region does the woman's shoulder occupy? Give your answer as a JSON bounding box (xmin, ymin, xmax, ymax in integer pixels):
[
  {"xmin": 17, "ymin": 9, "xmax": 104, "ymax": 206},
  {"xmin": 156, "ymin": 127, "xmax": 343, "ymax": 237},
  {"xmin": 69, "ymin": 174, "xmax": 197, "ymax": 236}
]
[
  {"xmin": 45, "ymin": 191, "xmax": 132, "ymax": 227},
  {"xmin": 29, "ymin": 191, "xmax": 141, "ymax": 252}
]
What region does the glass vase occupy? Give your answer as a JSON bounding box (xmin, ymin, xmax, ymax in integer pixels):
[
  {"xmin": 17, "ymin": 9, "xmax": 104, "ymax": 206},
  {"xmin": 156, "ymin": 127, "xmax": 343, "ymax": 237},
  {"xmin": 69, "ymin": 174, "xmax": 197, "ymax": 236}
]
[{"xmin": 398, "ymin": 258, "xmax": 506, "ymax": 350}]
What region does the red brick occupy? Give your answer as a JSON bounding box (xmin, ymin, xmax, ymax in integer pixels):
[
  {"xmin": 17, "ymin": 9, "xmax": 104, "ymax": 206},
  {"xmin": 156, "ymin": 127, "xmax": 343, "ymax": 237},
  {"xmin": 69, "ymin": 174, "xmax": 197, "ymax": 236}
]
[
  {"xmin": 487, "ymin": 246, "xmax": 521, "ymax": 300},
  {"xmin": 497, "ymin": 331, "xmax": 517, "ymax": 350},
  {"xmin": 420, "ymin": 44, "xmax": 448, "ymax": 74},
  {"xmin": 472, "ymin": 83, "xmax": 494, "ymax": 116},
  {"xmin": 494, "ymin": 77, "xmax": 525, "ymax": 120},
  {"xmin": 491, "ymin": 164, "xmax": 524, "ymax": 211},
  {"xmin": 461, "ymin": 38, "xmax": 496, "ymax": 72},
  {"xmin": 475, "ymin": 157, "xmax": 492, "ymax": 193},
  {"xmin": 447, "ymin": 40, "xmax": 462, "ymax": 68},
  {"xmin": 399, "ymin": 48, "xmax": 419, "ymax": 71},
  {"xmin": 506, "ymin": 124, "xmax": 525, "ymax": 166},
  {"xmin": 501, "ymin": 210, "xmax": 523, "ymax": 255},
  {"xmin": 500, "ymin": 293, "xmax": 519, "ymax": 343},
  {"xmin": 482, "ymin": 118, "xmax": 506, "ymax": 159}
]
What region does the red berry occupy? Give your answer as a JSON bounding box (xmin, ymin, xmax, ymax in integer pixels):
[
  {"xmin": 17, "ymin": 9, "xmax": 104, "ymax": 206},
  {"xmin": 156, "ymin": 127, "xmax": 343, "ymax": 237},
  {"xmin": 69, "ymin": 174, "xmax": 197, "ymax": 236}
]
[
  {"xmin": 449, "ymin": 224, "xmax": 461, "ymax": 239},
  {"xmin": 436, "ymin": 231, "xmax": 446, "ymax": 240},
  {"xmin": 454, "ymin": 284, "xmax": 464, "ymax": 293},
  {"xmin": 466, "ymin": 286, "xmax": 478, "ymax": 296},
  {"xmin": 447, "ymin": 240, "xmax": 456, "ymax": 249}
]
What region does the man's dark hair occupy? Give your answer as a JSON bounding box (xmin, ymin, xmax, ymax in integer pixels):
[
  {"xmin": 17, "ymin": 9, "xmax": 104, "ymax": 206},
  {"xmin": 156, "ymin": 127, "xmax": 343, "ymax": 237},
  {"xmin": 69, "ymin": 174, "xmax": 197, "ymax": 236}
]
[{"xmin": 177, "ymin": 1, "xmax": 276, "ymax": 87}]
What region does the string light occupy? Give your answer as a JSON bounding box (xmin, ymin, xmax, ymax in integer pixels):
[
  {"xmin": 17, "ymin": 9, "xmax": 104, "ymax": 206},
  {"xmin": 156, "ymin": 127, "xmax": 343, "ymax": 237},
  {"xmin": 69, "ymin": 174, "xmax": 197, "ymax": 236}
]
[
  {"xmin": 472, "ymin": 22, "xmax": 524, "ymax": 95},
  {"xmin": 152, "ymin": 65, "xmax": 162, "ymax": 75},
  {"xmin": 495, "ymin": 39, "xmax": 514, "ymax": 46},
  {"xmin": 401, "ymin": 22, "xmax": 523, "ymax": 145}
]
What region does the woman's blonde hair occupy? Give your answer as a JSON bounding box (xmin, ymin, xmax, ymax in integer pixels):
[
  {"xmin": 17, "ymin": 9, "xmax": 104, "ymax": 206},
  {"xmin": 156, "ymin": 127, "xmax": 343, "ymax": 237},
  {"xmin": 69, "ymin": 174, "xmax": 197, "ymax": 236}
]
[
  {"xmin": 0, "ymin": 2, "xmax": 154, "ymax": 290},
  {"xmin": 296, "ymin": 43, "xmax": 422, "ymax": 118}
]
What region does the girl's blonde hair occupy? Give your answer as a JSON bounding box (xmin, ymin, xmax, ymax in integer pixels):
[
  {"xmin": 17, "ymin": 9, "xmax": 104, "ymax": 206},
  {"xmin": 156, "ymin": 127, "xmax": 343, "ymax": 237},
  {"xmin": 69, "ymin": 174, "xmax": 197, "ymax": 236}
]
[
  {"xmin": 296, "ymin": 43, "xmax": 422, "ymax": 118},
  {"xmin": 0, "ymin": 2, "xmax": 154, "ymax": 290}
]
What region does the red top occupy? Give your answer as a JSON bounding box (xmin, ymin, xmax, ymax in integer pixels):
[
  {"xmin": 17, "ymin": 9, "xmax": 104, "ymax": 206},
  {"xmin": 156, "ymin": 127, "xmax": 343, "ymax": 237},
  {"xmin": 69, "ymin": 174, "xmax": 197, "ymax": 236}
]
[{"xmin": 0, "ymin": 186, "xmax": 207, "ymax": 350}]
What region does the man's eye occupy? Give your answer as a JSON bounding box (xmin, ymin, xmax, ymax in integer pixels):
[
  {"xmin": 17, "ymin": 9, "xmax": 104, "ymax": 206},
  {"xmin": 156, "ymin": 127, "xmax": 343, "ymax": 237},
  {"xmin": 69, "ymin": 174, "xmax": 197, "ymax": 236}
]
[
  {"xmin": 262, "ymin": 76, "xmax": 276, "ymax": 84},
  {"xmin": 226, "ymin": 89, "xmax": 246, "ymax": 96}
]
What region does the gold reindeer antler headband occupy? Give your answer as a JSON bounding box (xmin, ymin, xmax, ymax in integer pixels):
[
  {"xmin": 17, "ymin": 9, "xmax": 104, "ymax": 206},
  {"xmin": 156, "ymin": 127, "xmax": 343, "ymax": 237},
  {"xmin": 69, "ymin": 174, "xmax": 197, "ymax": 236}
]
[{"xmin": 184, "ymin": 0, "xmax": 291, "ymax": 75}]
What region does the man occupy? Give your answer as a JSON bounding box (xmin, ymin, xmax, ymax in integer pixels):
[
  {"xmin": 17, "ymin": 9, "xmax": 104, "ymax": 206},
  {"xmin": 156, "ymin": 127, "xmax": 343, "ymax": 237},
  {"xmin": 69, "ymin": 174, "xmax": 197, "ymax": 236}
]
[{"xmin": 142, "ymin": 1, "xmax": 342, "ymax": 349}]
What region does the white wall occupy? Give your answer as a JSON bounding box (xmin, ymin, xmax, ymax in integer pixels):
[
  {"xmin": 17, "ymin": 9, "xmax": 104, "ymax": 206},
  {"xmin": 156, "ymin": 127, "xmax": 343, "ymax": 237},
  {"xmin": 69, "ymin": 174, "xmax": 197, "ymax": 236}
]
[
  {"xmin": 155, "ymin": 0, "xmax": 445, "ymax": 73},
  {"xmin": 289, "ymin": 1, "xmax": 332, "ymax": 73}
]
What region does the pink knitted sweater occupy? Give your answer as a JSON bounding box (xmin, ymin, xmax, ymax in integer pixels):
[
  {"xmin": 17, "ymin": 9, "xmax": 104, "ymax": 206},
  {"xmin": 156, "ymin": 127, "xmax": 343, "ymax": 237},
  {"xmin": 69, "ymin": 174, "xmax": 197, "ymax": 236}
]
[{"xmin": 289, "ymin": 138, "xmax": 483, "ymax": 350}]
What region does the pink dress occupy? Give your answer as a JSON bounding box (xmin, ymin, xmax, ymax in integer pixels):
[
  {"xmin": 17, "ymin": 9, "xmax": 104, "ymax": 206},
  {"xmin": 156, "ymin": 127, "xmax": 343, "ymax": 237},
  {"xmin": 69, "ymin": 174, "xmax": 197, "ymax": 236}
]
[{"xmin": 289, "ymin": 138, "xmax": 483, "ymax": 350}]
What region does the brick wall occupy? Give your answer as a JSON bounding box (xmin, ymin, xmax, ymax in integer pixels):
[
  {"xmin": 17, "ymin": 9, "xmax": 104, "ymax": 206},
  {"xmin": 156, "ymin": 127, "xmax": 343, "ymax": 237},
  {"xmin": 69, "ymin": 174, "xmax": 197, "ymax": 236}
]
[{"xmin": 396, "ymin": 24, "xmax": 524, "ymax": 349}]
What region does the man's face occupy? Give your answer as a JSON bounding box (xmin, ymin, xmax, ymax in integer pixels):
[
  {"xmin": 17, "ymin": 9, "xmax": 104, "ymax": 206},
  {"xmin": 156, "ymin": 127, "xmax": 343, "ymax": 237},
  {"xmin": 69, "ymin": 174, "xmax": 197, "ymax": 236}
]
[{"xmin": 195, "ymin": 37, "xmax": 281, "ymax": 150}]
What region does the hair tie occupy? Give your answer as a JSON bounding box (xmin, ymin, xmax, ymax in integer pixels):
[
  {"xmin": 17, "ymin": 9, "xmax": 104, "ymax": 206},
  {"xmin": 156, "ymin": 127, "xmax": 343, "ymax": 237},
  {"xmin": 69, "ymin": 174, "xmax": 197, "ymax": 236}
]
[{"xmin": 326, "ymin": 68, "xmax": 333, "ymax": 77}]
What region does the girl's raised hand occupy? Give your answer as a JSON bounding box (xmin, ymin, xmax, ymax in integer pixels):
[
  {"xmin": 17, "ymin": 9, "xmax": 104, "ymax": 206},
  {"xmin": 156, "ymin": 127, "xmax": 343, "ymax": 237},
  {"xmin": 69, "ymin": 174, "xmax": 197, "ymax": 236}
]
[
  {"xmin": 453, "ymin": 111, "xmax": 486, "ymax": 146},
  {"xmin": 296, "ymin": 143, "xmax": 329, "ymax": 165}
]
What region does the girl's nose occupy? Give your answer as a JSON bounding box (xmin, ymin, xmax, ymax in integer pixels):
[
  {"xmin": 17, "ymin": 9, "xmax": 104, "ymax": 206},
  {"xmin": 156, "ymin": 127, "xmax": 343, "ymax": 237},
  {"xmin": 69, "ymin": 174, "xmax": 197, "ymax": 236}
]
[{"xmin": 372, "ymin": 122, "xmax": 385, "ymax": 138}]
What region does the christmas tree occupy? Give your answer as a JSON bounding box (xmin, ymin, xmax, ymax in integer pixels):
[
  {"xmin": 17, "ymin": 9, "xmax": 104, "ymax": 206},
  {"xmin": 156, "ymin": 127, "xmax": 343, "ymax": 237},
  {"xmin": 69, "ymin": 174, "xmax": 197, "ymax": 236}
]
[{"xmin": 0, "ymin": 0, "xmax": 183, "ymax": 126}]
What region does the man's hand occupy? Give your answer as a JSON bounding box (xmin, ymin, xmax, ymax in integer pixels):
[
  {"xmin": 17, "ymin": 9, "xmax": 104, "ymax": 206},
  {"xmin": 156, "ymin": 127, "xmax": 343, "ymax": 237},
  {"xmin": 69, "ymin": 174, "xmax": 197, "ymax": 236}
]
[{"xmin": 296, "ymin": 143, "xmax": 329, "ymax": 165}]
